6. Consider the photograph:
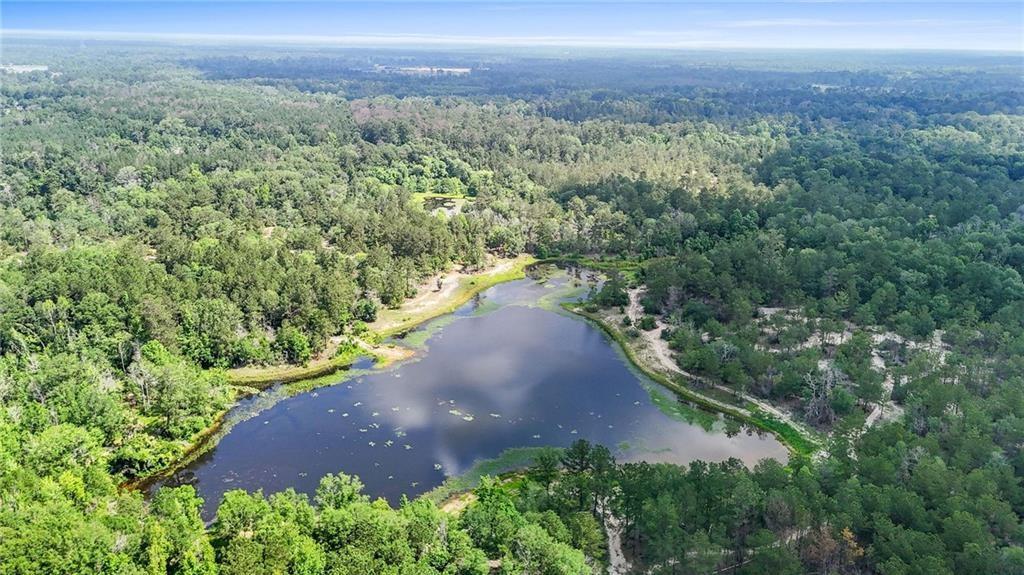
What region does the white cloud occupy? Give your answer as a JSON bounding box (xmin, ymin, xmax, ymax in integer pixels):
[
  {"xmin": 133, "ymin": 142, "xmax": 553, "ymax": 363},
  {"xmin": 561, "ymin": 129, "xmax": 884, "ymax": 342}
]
[{"xmin": 724, "ymin": 17, "xmax": 1007, "ymax": 29}]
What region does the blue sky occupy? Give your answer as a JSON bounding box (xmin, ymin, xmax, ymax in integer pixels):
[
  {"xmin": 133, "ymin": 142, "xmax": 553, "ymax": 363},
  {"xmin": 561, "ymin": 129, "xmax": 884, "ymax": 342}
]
[{"xmin": 3, "ymin": 2, "xmax": 1022, "ymax": 51}]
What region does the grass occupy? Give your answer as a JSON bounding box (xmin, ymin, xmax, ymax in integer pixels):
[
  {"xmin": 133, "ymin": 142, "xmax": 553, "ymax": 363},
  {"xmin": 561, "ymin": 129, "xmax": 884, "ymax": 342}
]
[
  {"xmin": 270, "ymin": 363, "xmax": 381, "ymax": 398},
  {"xmin": 228, "ymin": 345, "xmax": 367, "ymax": 387},
  {"xmin": 389, "ymin": 314, "xmax": 460, "ymax": 349},
  {"xmin": 410, "ymin": 193, "xmax": 473, "ymax": 215},
  {"xmin": 536, "ymin": 255, "xmax": 643, "ymax": 281},
  {"xmin": 645, "ymin": 385, "xmax": 720, "ymax": 431},
  {"xmin": 699, "ymin": 385, "xmax": 749, "ymax": 408},
  {"xmin": 749, "ymin": 410, "xmax": 821, "ymax": 456},
  {"xmin": 424, "ymin": 446, "xmax": 562, "ymax": 504}
]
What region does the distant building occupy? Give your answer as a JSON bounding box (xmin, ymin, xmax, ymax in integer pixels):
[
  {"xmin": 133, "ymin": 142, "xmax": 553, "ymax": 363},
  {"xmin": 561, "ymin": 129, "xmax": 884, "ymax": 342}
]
[{"xmin": 1, "ymin": 64, "xmax": 49, "ymax": 74}]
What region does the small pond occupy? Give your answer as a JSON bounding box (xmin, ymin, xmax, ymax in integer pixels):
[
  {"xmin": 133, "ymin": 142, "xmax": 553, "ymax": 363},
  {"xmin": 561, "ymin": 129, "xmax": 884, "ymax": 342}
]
[{"xmin": 154, "ymin": 265, "xmax": 787, "ymax": 514}]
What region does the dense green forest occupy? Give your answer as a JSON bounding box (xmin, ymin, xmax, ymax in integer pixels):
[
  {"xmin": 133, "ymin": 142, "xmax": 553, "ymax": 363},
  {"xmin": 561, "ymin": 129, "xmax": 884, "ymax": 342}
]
[{"xmin": 1, "ymin": 40, "xmax": 1023, "ymax": 574}]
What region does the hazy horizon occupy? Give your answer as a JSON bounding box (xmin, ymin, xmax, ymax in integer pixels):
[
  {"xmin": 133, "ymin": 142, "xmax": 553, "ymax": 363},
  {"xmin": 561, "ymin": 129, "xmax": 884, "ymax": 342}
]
[{"xmin": 3, "ymin": 1, "xmax": 1022, "ymax": 52}]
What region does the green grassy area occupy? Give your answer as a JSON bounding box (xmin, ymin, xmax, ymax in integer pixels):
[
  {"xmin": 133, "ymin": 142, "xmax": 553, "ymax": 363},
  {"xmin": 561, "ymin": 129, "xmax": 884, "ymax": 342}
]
[
  {"xmin": 410, "ymin": 192, "xmax": 474, "ymax": 212},
  {"xmin": 394, "ymin": 314, "xmax": 460, "ymax": 348},
  {"xmin": 645, "ymin": 385, "xmax": 720, "ymax": 432},
  {"xmin": 227, "ymin": 345, "xmax": 367, "ymax": 387},
  {"xmin": 749, "ymin": 410, "xmax": 821, "ymax": 457},
  {"xmin": 699, "ymin": 384, "xmax": 749, "ymax": 408},
  {"xmin": 424, "ymin": 446, "xmax": 563, "ymax": 504},
  {"xmin": 536, "ymin": 255, "xmax": 643, "ymax": 281}
]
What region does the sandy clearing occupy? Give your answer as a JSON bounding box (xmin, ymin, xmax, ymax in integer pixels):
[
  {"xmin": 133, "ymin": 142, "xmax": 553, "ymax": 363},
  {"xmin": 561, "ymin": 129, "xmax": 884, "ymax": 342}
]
[
  {"xmin": 627, "ymin": 289, "xmax": 683, "ymax": 376},
  {"xmin": 439, "ymin": 492, "xmax": 477, "ymax": 516},
  {"xmin": 354, "ymin": 338, "xmax": 416, "ymax": 365},
  {"xmin": 395, "ymin": 269, "xmax": 462, "ymax": 316}
]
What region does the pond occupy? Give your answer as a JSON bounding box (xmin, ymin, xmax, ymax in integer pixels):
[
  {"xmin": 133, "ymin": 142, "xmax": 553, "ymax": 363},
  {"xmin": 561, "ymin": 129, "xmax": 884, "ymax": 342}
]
[{"xmin": 154, "ymin": 265, "xmax": 788, "ymax": 514}]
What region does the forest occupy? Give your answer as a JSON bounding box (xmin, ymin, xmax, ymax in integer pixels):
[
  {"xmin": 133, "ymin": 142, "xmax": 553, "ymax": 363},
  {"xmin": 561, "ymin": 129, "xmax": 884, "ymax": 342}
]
[{"xmin": 1, "ymin": 39, "xmax": 1023, "ymax": 574}]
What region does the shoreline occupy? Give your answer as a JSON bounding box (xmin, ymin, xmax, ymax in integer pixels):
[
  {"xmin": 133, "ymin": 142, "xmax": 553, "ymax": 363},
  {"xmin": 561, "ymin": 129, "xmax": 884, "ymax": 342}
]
[
  {"xmin": 566, "ymin": 303, "xmax": 820, "ymax": 457},
  {"xmin": 227, "ymin": 346, "xmax": 367, "ymax": 388},
  {"xmin": 125, "ymin": 255, "xmax": 816, "ymax": 497},
  {"xmin": 122, "ymin": 254, "xmax": 536, "ymax": 490},
  {"xmin": 372, "ymin": 254, "xmax": 536, "ymax": 338}
]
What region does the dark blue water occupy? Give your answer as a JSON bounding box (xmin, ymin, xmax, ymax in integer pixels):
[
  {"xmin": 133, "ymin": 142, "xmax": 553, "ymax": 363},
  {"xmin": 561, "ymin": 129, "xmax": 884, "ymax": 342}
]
[{"xmin": 157, "ymin": 268, "xmax": 787, "ymax": 513}]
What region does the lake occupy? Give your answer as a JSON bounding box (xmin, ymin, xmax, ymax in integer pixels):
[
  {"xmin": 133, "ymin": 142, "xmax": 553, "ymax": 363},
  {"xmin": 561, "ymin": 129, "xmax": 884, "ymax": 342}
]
[{"xmin": 154, "ymin": 265, "xmax": 787, "ymax": 514}]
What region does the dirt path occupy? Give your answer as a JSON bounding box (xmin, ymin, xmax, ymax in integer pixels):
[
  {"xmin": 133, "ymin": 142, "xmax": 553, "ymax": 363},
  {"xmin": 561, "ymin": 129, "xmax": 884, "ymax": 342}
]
[
  {"xmin": 388, "ymin": 268, "xmax": 463, "ymax": 319},
  {"xmin": 861, "ymin": 330, "xmax": 947, "ymax": 431},
  {"xmin": 859, "ymin": 332, "xmax": 914, "ymax": 430},
  {"xmin": 627, "ymin": 289, "xmax": 682, "ymax": 376},
  {"xmin": 603, "ymin": 505, "xmax": 631, "ymax": 575},
  {"xmin": 411, "ymin": 258, "xmax": 517, "ymax": 317},
  {"xmin": 624, "ymin": 290, "xmax": 952, "ymax": 451}
]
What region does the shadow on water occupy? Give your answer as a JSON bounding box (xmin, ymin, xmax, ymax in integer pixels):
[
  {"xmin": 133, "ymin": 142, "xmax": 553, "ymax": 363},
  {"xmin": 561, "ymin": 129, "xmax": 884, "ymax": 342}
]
[{"xmin": 153, "ymin": 264, "xmax": 787, "ymax": 517}]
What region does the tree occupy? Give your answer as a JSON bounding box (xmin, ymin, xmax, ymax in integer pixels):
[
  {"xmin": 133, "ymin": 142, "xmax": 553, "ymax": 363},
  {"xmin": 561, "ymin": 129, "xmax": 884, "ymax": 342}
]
[
  {"xmin": 460, "ymin": 477, "xmax": 525, "ymax": 557},
  {"xmin": 314, "ymin": 472, "xmax": 368, "ymax": 509},
  {"xmin": 212, "ymin": 490, "xmax": 325, "ymax": 575},
  {"xmin": 506, "ymin": 524, "xmax": 589, "ymax": 575},
  {"xmin": 178, "ymin": 298, "xmax": 243, "ymax": 368},
  {"xmin": 26, "ymin": 423, "xmax": 108, "ymax": 484},
  {"xmin": 527, "ymin": 448, "xmax": 560, "ymax": 493},
  {"xmin": 737, "ymin": 536, "xmax": 801, "ymax": 575},
  {"xmin": 594, "ymin": 274, "xmax": 629, "ymax": 308},
  {"xmin": 149, "ymin": 487, "xmax": 217, "ymax": 575},
  {"xmin": 274, "ymin": 326, "xmax": 312, "ymax": 365},
  {"xmin": 561, "ymin": 440, "xmax": 593, "ymax": 511},
  {"xmin": 352, "ymin": 298, "xmax": 378, "ymax": 323},
  {"xmin": 561, "ymin": 440, "xmax": 592, "ymax": 476}
]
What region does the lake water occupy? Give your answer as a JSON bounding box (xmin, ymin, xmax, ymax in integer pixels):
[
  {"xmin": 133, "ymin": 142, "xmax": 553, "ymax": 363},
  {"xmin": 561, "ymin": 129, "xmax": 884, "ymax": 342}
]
[{"xmin": 155, "ymin": 266, "xmax": 787, "ymax": 514}]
